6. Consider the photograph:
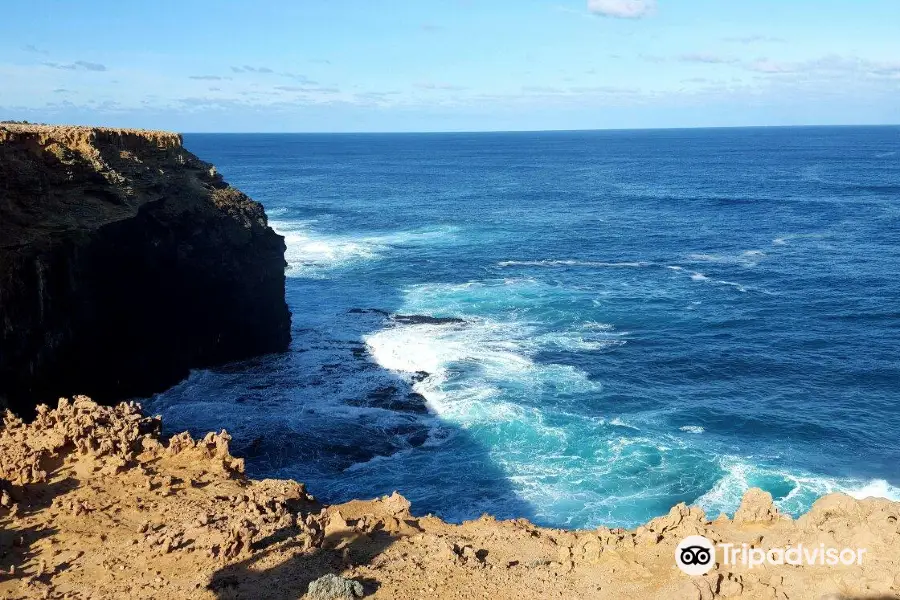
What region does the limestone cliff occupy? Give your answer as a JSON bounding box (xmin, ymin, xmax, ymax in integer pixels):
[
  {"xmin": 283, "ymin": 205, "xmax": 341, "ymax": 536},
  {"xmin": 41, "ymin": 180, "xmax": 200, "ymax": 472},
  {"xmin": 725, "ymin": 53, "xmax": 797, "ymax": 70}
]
[{"xmin": 0, "ymin": 124, "xmax": 291, "ymax": 416}]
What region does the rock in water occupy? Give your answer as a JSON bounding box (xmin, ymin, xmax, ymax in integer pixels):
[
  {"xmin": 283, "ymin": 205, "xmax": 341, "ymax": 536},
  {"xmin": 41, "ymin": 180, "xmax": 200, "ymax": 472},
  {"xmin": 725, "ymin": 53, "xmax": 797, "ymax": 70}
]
[
  {"xmin": 0, "ymin": 124, "xmax": 291, "ymax": 415},
  {"xmin": 307, "ymin": 574, "xmax": 364, "ymax": 600}
]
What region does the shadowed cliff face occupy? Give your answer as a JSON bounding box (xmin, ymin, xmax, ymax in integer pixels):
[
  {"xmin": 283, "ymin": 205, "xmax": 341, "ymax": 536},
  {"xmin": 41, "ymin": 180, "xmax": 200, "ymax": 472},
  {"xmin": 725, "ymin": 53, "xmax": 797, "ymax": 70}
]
[{"xmin": 0, "ymin": 124, "xmax": 291, "ymax": 416}]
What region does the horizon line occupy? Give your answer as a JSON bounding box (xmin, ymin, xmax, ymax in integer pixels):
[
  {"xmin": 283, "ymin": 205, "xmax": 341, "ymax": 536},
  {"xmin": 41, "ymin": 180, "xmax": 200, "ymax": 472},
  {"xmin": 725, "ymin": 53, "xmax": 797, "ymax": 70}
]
[{"xmin": 179, "ymin": 123, "xmax": 900, "ymax": 135}]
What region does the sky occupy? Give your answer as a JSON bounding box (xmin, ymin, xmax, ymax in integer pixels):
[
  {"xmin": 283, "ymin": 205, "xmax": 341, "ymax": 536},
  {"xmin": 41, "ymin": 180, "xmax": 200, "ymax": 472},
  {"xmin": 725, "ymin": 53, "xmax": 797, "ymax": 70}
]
[{"xmin": 2, "ymin": 0, "xmax": 899, "ymax": 132}]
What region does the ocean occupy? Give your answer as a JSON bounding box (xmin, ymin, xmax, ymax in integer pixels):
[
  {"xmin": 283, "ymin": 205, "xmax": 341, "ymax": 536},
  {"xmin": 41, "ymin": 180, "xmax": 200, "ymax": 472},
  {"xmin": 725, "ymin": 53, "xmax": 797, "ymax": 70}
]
[{"xmin": 148, "ymin": 127, "xmax": 900, "ymax": 529}]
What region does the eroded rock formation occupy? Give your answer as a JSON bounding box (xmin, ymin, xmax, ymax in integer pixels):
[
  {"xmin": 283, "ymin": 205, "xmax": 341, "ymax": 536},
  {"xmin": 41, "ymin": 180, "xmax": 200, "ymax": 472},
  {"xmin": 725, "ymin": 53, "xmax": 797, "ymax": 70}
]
[
  {"xmin": 1, "ymin": 397, "xmax": 899, "ymax": 599},
  {"xmin": 0, "ymin": 124, "xmax": 290, "ymax": 416}
]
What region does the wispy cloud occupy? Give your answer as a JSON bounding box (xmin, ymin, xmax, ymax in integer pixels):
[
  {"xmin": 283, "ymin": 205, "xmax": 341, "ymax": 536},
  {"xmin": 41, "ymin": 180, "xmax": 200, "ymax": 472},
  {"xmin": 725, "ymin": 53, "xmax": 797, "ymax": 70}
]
[
  {"xmin": 281, "ymin": 72, "xmax": 316, "ymax": 83},
  {"xmin": 745, "ymin": 59, "xmax": 794, "ymax": 74},
  {"xmin": 587, "ymin": 0, "xmax": 656, "ymax": 19},
  {"xmin": 230, "ymin": 65, "xmax": 314, "ymax": 84},
  {"xmin": 414, "ymin": 81, "xmax": 469, "ymax": 91},
  {"xmin": 569, "ymin": 85, "xmax": 638, "ymax": 95},
  {"xmin": 350, "ymin": 90, "xmax": 404, "ymax": 107},
  {"xmin": 231, "ymin": 65, "xmax": 274, "ymax": 74},
  {"xmin": 73, "ymin": 61, "xmax": 106, "ymax": 72},
  {"xmin": 744, "ymin": 55, "xmax": 900, "ymax": 77},
  {"xmin": 679, "ymin": 53, "xmax": 737, "ymax": 65},
  {"xmin": 189, "ymin": 75, "xmax": 229, "ymax": 81},
  {"xmin": 22, "ymin": 44, "xmax": 47, "ymax": 54},
  {"xmin": 522, "ymin": 85, "xmax": 567, "ymax": 94},
  {"xmin": 275, "ymin": 85, "xmax": 340, "ymax": 93},
  {"xmin": 44, "ymin": 60, "xmax": 108, "ymax": 72},
  {"xmin": 723, "ymin": 35, "xmax": 786, "ymax": 44}
]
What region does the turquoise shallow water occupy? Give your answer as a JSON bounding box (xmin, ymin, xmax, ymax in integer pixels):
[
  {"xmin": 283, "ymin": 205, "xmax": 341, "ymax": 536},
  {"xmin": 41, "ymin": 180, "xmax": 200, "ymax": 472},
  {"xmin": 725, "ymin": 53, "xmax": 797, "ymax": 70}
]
[{"xmin": 149, "ymin": 127, "xmax": 900, "ymax": 528}]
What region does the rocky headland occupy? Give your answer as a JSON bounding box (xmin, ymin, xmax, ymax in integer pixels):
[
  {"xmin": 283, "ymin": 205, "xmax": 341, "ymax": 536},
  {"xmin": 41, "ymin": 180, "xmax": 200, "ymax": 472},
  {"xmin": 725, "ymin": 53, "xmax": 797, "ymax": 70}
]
[{"xmin": 0, "ymin": 124, "xmax": 290, "ymax": 416}]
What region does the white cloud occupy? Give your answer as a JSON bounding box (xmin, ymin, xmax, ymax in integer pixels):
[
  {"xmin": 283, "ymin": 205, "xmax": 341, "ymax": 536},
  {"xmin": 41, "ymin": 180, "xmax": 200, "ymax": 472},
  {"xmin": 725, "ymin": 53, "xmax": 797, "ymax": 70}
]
[
  {"xmin": 414, "ymin": 81, "xmax": 469, "ymax": 91},
  {"xmin": 723, "ymin": 35, "xmax": 786, "ymax": 44},
  {"xmin": 746, "ymin": 59, "xmax": 794, "ymax": 74},
  {"xmin": 232, "ymin": 65, "xmax": 273, "ymax": 74},
  {"xmin": 44, "ymin": 60, "xmax": 108, "ymax": 72},
  {"xmin": 587, "ymin": 0, "xmax": 656, "ymax": 19},
  {"xmin": 744, "ymin": 55, "xmax": 900, "ymax": 77},
  {"xmin": 522, "ymin": 85, "xmax": 566, "ymax": 94},
  {"xmin": 679, "ymin": 53, "xmax": 736, "ymax": 64}
]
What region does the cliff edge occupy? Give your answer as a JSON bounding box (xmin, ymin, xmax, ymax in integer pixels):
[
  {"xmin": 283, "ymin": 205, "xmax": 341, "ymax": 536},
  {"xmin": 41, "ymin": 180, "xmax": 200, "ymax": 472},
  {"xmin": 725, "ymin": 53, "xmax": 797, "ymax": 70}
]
[
  {"xmin": 1, "ymin": 397, "xmax": 899, "ymax": 599},
  {"xmin": 0, "ymin": 124, "xmax": 291, "ymax": 415}
]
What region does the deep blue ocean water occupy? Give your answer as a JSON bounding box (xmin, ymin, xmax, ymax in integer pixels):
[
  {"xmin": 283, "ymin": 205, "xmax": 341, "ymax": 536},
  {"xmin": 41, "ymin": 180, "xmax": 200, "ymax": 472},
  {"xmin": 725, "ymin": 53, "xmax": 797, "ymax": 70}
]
[{"xmin": 148, "ymin": 127, "xmax": 900, "ymax": 529}]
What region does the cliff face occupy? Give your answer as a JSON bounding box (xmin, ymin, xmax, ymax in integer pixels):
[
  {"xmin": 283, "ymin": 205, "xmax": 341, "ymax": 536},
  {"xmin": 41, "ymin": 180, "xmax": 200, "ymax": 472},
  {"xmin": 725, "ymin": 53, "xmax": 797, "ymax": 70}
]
[{"xmin": 0, "ymin": 124, "xmax": 291, "ymax": 416}]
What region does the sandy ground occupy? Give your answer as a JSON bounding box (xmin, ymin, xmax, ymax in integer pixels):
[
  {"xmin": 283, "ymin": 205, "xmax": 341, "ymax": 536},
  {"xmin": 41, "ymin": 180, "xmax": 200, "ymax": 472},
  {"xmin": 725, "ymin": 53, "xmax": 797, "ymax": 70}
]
[{"xmin": 1, "ymin": 397, "xmax": 899, "ymax": 600}]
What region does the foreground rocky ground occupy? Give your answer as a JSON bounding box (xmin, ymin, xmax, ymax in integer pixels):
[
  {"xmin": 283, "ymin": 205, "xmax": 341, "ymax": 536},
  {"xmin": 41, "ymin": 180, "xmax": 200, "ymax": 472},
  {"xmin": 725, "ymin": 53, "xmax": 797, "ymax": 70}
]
[{"xmin": 1, "ymin": 398, "xmax": 898, "ymax": 599}]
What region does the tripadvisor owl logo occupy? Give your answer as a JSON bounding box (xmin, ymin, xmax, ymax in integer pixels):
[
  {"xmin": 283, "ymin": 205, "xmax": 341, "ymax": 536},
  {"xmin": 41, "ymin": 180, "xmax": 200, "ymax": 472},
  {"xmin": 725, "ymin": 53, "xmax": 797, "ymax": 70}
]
[
  {"xmin": 675, "ymin": 535, "xmax": 716, "ymax": 575},
  {"xmin": 675, "ymin": 534, "xmax": 867, "ymax": 574}
]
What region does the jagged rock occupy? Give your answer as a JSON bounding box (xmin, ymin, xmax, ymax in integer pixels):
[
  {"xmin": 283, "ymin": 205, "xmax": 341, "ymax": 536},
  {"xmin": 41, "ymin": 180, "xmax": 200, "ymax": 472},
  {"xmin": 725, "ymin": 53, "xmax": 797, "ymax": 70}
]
[
  {"xmin": 2, "ymin": 397, "xmax": 900, "ymax": 599},
  {"xmin": 0, "ymin": 124, "xmax": 290, "ymax": 416},
  {"xmin": 306, "ymin": 574, "xmax": 364, "ymax": 600},
  {"xmin": 733, "ymin": 488, "xmax": 782, "ymax": 525},
  {"xmin": 452, "ymin": 543, "xmax": 487, "ymax": 567},
  {"xmin": 719, "ymin": 574, "xmax": 743, "ymax": 597},
  {"xmin": 798, "ymin": 492, "xmax": 867, "ymax": 529},
  {"xmin": 222, "ymin": 520, "xmax": 257, "ymax": 559},
  {"xmin": 646, "ymin": 502, "xmax": 687, "ymax": 534},
  {"xmin": 380, "ymin": 491, "xmax": 412, "ymax": 516},
  {"xmin": 391, "ymin": 314, "xmax": 465, "ymax": 325}
]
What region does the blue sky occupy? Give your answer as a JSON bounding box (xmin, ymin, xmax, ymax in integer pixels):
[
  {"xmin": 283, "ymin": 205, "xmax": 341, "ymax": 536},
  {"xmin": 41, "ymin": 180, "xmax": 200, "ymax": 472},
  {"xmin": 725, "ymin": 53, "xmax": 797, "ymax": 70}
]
[{"xmin": 2, "ymin": 0, "xmax": 899, "ymax": 132}]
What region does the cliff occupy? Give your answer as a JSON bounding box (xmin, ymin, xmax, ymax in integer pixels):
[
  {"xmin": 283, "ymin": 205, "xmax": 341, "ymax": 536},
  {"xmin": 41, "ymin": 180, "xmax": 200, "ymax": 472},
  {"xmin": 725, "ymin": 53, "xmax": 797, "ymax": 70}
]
[
  {"xmin": 0, "ymin": 124, "xmax": 291, "ymax": 415},
  {"xmin": 1, "ymin": 397, "xmax": 899, "ymax": 599}
]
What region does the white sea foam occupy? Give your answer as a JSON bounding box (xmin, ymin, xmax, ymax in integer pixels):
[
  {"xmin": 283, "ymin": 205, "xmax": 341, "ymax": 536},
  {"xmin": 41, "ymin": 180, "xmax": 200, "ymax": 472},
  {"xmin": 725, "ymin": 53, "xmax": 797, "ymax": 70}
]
[
  {"xmin": 696, "ymin": 457, "xmax": 900, "ymax": 518},
  {"xmin": 772, "ymin": 232, "xmax": 828, "ymax": 247},
  {"xmin": 342, "ymin": 448, "xmax": 417, "ymax": 473},
  {"xmin": 681, "ymin": 270, "xmax": 751, "ymax": 293},
  {"xmin": 582, "ymin": 321, "xmax": 615, "ymax": 331},
  {"xmin": 715, "ymin": 280, "xmax": 748, "ymax": 293},
  {"xmin": 533, "ymin": 328, "xmax": 627, "ymax": 351},
  {"xmin": 687, "ymin": 251, "xmax": 765, "ymax": 267},
  {"xmin": 265, "ymin": 206, "xmax": 289, "ymax": 218},
  {"xmin": 687, "ymin": 253, "xmax": 720, "ymax": 262},
  {"xmin": 679, "ymin": 425, "xmax": 705, "ymax": 434},
  {"xmin": 364, "ymin": 316, "xmax": 600, "ymax": 423},
  {"xmin": 846, "ymin": 479, "xmax": 900, "ymax": 501},
  {"xmin": 270, "ymin": 220, "xmax": 458, "ymax": 277},
  {"xmin": 363, "ymin": 279, "xmax": 612, "ymax": 430},
  {"xmin": 400, "ymin": 278, "xmax": 571, "ymax": 318},
  {"xmin": 497, "ymin": 260, "xmax": 650, "ymax": 268},
  {"xmin": 800, "ymin": 164, "xmax": 827, "ymax": 183}
]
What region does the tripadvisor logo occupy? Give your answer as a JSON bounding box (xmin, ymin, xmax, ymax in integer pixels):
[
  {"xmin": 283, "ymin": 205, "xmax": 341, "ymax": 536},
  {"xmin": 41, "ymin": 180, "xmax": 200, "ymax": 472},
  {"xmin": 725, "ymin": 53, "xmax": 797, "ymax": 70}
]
[
  {"xmin": 675, "ymin": 535, "xmax": 868, "ymax": 576},
  {"xmin": 676, "ymin": 535, "xmax": 716, "ymax": 575}
]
